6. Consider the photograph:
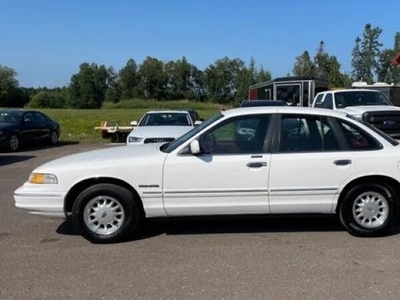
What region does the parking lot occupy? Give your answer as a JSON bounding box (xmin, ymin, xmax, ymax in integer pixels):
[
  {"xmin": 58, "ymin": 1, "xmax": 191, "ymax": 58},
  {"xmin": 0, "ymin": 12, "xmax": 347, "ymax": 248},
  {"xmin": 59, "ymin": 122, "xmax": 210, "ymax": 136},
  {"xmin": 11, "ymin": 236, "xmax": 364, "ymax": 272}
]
[{"xmin": 1, "ymin": 143, "xmax": 400, "ymax": 300}]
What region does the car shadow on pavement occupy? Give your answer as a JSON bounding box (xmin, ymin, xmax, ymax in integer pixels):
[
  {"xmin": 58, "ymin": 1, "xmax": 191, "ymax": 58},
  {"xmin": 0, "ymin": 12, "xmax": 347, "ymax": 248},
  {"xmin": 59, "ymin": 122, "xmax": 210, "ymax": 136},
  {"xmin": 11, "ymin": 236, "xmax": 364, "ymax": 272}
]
[
  {"xmin": 0, "ymin": 155, "xmax": 35, "ymax": 166},
  {"xmin": 56, "ymin": 215, "xmax": 400, "ymax": 242},
  {"xmin": 128, "ymin": 215, "xmax": 348, "ymax": 242},
  {"xmin": 149, "ymin": 215, "xmax": 345, "ymax": 235}
]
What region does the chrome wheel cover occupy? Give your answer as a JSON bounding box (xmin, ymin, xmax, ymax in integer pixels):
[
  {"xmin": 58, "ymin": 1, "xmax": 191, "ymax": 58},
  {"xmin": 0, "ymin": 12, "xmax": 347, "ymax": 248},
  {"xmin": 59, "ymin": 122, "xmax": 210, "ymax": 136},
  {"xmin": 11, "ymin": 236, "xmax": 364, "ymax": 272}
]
[
  {"xmin": 352, "ymin": 191, "xmax": 389, "ymax": 229},
  {"xmin": 9, "ymin": 135, "xmax": 19, "ymax": 151},
  {"xmin": 83, "ymin": 196, "xmax": 125, "ymax": 235},
  {"xmin": 51, "ymin": 131, "xmax": 58, "ymax": 144}
]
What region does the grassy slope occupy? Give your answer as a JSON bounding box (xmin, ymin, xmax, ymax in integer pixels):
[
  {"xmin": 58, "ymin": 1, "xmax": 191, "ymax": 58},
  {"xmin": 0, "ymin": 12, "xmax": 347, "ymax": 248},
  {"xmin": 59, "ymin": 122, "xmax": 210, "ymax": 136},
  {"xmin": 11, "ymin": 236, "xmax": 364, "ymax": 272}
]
[{"xmin": 42, "ymin": 100, "xmax": 230, "ymax": 143}]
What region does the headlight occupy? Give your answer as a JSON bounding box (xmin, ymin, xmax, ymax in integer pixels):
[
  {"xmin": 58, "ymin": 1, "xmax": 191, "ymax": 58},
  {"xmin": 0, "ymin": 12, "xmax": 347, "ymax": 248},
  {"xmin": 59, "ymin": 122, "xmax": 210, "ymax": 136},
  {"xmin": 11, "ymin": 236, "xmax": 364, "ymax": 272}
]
[
  {"xmin": 352, "ymin": 114, "xmax": 362, "ymax": 119},
  {"xmin": 128, "ymin": 136, "xmax": 143, "ymax": 143},
  {"xmin": 29, "ymin": 173, "xmax": 58, "ymax": 184}
]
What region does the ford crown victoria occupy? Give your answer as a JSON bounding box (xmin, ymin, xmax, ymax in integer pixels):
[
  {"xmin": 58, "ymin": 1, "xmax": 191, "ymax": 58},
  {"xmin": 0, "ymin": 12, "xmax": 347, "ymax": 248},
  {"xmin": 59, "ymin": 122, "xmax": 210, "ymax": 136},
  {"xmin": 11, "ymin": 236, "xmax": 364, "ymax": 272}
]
[{"xmin": 14, "ymin": 107, "xmax": 400, "ymax": 243}]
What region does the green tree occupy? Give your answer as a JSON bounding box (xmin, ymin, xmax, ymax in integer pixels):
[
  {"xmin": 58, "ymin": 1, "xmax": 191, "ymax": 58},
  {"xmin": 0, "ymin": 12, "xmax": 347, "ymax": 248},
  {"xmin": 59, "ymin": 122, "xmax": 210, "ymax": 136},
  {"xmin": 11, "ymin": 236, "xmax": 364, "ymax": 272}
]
[
  {"xmin": 293, "ymin": 51, "xmax": 315, "ymax": 76},
  {"xmin": 119, "ymin": 59, "xmax": 138, "ymax": 100},
  {"xmin": 137, "ymin": 57, "xmax": 168, "ymax": 100},
  {"xmin": 351, "ymin": 36, "xmax": 365, "ymax": 81},
  {"xmin": 164, "ymin": 56, "xmax": 203, "ymax": 100},
  {"xmin": 256, "ymin": 66, "xmax": 272, "ymax": 83},
  {"xmin": 0, "ymin": 65, "xmax": 26, "ymax": 107},
  {"xmin": 351, "ymin": 23, "xmax": 383, "ymax": 83},
  {"xmin": 377, "ymin": 32, "xmax": 400, "ymax": 84},
  {"xmin": 314, "ymin": 41, "xmax": 331, "ymax": 78},
  {"xmin": 68, "ymin": 63, "xmax": 111, "ymax": 108},
  {"xmin": 203, "ymin": 57, "xmax": 247, "ymax": 103},
  {"xmin": 393, "ymin": 32, "xmax": 400, "ymax": 84},
  {"xmin": 105, "ymin": 67, "xmax": 121, "ymax": 103},
  {"xmin": 377, "ymin": 49, "xmax": 396, "ymax": 83}
]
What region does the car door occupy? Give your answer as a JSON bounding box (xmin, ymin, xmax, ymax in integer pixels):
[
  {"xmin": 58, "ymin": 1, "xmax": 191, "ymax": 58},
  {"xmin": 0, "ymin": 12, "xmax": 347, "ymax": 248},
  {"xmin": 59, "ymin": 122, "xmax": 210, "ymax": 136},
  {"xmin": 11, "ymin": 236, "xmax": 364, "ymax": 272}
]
[
  {"xmin": 268, "ymin": 114, "xmax": 355, "ymax": 214},
  {"xmin": 19, "ymin": 112, "xmax": 38, "ymax": 142},
  {"xmin": 163, "ymin": 114, "xmax": 272, "ymax": 216},
  {"xmin": 33, "ymin": 112, "xmax": 51, "ymax": 140}
]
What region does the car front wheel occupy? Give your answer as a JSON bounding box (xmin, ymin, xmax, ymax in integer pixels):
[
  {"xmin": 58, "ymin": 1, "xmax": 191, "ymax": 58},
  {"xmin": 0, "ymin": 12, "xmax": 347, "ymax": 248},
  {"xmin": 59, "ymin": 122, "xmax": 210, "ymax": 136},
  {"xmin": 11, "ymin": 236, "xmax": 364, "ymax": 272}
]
[
  {"xmin": 72, "ymin": 183, "xmax": 141, "ymax": 243},
  {"xmin": 50, "ymin": 130, "xmax": 59, "ymax": 145},
  {"xmin": 339, "ymin": 183, "xmax": 398, "ymax": 237}
]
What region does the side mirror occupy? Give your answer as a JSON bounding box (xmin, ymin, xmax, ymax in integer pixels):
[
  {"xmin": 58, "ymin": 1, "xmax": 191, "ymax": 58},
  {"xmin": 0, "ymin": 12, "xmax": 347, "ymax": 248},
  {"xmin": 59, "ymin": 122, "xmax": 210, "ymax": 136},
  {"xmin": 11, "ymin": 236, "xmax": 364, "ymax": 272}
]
[
  {"xmin": 24, "ymin": 117, "xmax": 32, "ymax": 124},
  {"xmin": 189, "ymin": 140, "xmax": 201, "ymax": 155},
  {"xmin": 194, "ymin": 120, "xmax": 202, "ymax": 126},
  {"xmin": 130, "ymin": 121, "xmax": 138, "ymax": 126}
]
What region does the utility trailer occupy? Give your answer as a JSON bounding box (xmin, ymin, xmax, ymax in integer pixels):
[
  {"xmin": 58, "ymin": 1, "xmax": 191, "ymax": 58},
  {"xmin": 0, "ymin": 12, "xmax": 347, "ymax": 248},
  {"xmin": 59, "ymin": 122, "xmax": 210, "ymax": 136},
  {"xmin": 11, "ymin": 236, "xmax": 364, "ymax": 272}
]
[{"xmin": 248, "ymin": 76, "xmax": 329, "ymax": 107}]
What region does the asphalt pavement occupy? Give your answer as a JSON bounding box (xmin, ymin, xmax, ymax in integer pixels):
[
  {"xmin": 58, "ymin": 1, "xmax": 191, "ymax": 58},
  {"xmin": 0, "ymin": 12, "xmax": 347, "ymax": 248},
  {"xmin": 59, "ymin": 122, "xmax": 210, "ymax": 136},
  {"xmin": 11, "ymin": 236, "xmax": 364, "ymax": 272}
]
[{"xmin": 1, "ymin": 143, "xmax": 400, "ymax": 300}]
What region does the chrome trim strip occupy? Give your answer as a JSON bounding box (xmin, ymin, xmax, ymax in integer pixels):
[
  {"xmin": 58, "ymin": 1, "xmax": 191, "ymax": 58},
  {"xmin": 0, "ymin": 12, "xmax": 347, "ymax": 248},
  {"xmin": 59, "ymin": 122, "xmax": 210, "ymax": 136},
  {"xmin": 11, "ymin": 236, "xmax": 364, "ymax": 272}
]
[
  {"xmin": 164, "ymin": 189, "xmax": 269, "ymax": 194},
  {"xmin": 13, "ymin": 192, "xmax": 63, "ymax": 198},
  {"xmin": 270, "ymin": 187, "xmax": 337, "ymax": 192}
]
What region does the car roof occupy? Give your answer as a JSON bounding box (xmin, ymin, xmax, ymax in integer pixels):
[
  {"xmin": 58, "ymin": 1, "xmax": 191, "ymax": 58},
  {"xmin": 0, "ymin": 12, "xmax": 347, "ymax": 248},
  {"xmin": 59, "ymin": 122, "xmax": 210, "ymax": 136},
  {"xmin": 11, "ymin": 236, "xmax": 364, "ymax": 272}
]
[
  {"xmin": 144, "ymin": 110, "xmax": 190, "ymax": 114},
  {"xmin": 222, "ymin": 106, "xmax": 349, "ymax": 118},
  {"xmin": 240, "ymin": 100, "xmax": 286, "ymax": 107},
  {"xmin": 319, "ymin": 89, "xmax": 382, "ymax": 94}
]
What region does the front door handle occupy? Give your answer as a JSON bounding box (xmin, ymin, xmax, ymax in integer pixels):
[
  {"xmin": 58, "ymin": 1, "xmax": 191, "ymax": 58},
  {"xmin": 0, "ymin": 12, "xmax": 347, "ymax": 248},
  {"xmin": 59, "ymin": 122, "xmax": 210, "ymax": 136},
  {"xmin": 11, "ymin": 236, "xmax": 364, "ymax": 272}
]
[
  {"xmin": 333, "ymin": 159, "xmax": 352, "ymax": 166},
  {"xmin": 246, "ymin": 162, "xmax": 268, "ymax": 168}
]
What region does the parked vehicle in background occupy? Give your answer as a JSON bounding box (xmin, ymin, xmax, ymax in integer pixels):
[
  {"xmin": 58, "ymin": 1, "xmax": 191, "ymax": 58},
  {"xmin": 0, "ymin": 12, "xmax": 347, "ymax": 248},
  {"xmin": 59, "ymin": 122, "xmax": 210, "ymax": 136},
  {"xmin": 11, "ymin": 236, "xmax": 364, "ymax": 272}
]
[
  {"xmin": 0, "ymin": 109, "xmax": 60, "ymax": 152},
  {"xmin": 312, "ymin": 89, "xmax": 400, "ymax": 138},
  {"xmin": 240, "ymin": 100, "xmax": 287, "ymax": 107},
  {"xmin": 248, "ymin": 76, "xmax": 329, "ymax": 107},
  {"xmin": 351, "ymin": 82, "xmax": 400, "ymax": 106},
  {"xmin": 126, "ymin": 110, "xmax": 202, "ymax": 146},
  {"xmin": 14, "ymin": 106, "xmax": 400, "ymax": 243},
  {"xmin": 184, "ymin": 109, "xmax": 204, "ymax": 124}
]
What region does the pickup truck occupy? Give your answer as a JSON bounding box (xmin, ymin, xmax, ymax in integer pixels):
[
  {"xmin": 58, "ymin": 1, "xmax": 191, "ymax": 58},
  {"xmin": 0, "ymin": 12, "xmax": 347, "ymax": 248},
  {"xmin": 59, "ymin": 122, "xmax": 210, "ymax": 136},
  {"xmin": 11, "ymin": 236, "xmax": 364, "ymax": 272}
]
[{"xmin": 311, "ymin": 89, "xmax": 400, "ymax": 138}]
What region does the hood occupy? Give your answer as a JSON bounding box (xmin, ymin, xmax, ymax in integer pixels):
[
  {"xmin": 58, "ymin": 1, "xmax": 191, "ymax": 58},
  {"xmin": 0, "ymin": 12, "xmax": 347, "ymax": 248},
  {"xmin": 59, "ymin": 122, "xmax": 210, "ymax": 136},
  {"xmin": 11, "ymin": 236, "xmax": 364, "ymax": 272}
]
[
  {"xmin": 35, "ymin": 143, "xmax": 166, "ymax": 172},
  {"xmin": 129, "ymin": 125, "xmax": 193, "ymax": 138},
  {"xmin": 338, "ymin": 105, "xmax": 400, "ymax": 115},
  {"xmin": 0, "ymin": 123, "xmax": 17, "ymax": 131}
]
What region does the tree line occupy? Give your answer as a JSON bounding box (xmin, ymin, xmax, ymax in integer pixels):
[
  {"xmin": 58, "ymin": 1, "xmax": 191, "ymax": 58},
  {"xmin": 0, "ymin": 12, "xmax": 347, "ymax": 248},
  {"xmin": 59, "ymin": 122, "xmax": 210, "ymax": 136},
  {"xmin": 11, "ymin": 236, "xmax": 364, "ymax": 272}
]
[{"xmin": 1, "ymin": 23, "xmax": 399, "ymax": 109}]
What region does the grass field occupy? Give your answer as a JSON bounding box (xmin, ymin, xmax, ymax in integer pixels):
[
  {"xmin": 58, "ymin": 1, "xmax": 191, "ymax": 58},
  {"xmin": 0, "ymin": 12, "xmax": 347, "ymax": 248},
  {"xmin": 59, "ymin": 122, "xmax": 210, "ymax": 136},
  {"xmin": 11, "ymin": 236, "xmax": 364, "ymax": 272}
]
[{"xmin": 42, "ymin": 100, "xmax": 229, "ymax": 143}]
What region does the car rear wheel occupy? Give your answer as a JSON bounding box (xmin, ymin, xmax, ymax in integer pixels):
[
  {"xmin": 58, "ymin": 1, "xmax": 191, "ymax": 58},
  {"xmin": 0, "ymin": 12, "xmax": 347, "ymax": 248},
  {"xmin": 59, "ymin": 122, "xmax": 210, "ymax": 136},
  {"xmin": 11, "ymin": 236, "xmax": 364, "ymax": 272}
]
[
  {"xmin": 7, "ymin": 134, "xmax": 20, "ymax": 152},
  {"xmin": 72, "ymin": 183, "xmax": 141, "ymax": 243},
  {"xmin": 50, "ymin": 131, "xmax": 59, "ymax": 145},
  {"xmin": 339, "ymin": 183, "xmax": 398, "ymax": 237}
]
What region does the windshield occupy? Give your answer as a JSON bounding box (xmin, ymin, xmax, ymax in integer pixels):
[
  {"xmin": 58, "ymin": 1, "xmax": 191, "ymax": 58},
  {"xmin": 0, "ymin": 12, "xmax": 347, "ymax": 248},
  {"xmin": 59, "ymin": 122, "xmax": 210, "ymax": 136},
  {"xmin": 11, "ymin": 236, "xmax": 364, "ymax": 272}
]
[
  {"xmin": 0, "ymin": 111, "xmax": 23, "ymax": 123},
  {"xmin": 139, "ymin": 112, "xmax": 191, "ymax": 126},
  {"xmin": 162, "ymin": 113, "xmax": 224, "ymax": 153},
  {"xmin": 347, "ymin": 114, "xmax": 399, "ymax": 146},
  {"xmin": 335, "ymin": 91, "xmax": 393, "ymax": 108}
]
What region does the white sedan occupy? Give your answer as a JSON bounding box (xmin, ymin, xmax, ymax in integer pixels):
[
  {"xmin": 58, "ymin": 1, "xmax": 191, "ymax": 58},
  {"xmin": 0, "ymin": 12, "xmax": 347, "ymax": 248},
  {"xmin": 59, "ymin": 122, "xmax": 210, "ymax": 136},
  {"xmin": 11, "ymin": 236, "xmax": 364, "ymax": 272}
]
[
  {"xmin": 126, "ymin": 110, "xmax": 200, "ymax": 146},
  {"xmin": 14, "ymin": 107, "xmax": 400, "ymax": 243}
]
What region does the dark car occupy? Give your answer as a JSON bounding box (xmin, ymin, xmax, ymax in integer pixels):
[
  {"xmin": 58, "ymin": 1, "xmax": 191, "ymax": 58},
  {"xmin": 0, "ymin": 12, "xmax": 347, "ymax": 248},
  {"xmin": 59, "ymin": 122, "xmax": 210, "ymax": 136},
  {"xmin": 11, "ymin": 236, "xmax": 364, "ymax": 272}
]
[
  {"xmin": 240, "ymin": 100, "xmax": 287, "ymax": 107},
  {"xmin": 0, "ymin": 109, "xmax": 60, "ymax": 152},
  {"xmin": 183, "ymin": 109, "xmax": 204, "ymax": 124}
]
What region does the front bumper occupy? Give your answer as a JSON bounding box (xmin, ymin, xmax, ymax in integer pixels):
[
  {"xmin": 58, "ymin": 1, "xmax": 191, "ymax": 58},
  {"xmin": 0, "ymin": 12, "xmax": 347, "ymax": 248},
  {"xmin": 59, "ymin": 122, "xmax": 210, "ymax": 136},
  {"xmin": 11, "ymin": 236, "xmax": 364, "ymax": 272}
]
[{"xmin": 14, "ymin": 185, "xmax": 67, "ymax": 218}]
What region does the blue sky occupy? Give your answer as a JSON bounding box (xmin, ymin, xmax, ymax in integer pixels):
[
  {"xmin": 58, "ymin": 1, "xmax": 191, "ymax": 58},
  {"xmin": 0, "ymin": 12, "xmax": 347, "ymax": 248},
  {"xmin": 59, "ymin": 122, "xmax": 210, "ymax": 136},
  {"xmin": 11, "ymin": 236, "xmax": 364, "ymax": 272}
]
[{"xmin": 1, "ymin": 0, "xmax": 399, "ymax": 87}]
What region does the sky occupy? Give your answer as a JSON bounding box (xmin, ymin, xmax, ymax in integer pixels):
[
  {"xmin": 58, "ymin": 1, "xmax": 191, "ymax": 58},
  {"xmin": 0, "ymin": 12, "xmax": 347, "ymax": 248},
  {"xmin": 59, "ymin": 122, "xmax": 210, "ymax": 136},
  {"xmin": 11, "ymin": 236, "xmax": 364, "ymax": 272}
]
[{"xmin": 0, "ymin": 0, "xmax": 399, "ymax": 88}]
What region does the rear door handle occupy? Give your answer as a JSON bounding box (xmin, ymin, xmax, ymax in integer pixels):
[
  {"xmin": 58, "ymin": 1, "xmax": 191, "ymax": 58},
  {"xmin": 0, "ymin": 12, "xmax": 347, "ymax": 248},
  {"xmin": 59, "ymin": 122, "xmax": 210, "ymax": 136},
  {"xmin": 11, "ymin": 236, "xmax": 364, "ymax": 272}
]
[
  {"xmin": 246, "ymin": 162, "xmax": 268, "ymax": 168},
  {"xmin": 333, "ymin": 159, "xmax": 352, "ymax": 166}
]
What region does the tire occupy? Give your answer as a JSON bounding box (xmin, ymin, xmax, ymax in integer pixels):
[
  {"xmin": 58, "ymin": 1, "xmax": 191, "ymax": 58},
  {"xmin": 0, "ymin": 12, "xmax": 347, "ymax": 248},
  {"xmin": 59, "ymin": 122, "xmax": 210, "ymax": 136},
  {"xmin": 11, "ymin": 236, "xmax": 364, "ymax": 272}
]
[
  {"xmin": 49, "ymin": 130, "xmax": 59, "ymax": 145},
  {"xmin": 72, "ymin": 183, "xmax": 142, "ymax": 243},
  {"xmin": 339, "ymin": 183, "xmax": 398, "ymax": 237},
  {"xmin": 7, "ymin": 134, "xmax": 20, "ymax": 152}
]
